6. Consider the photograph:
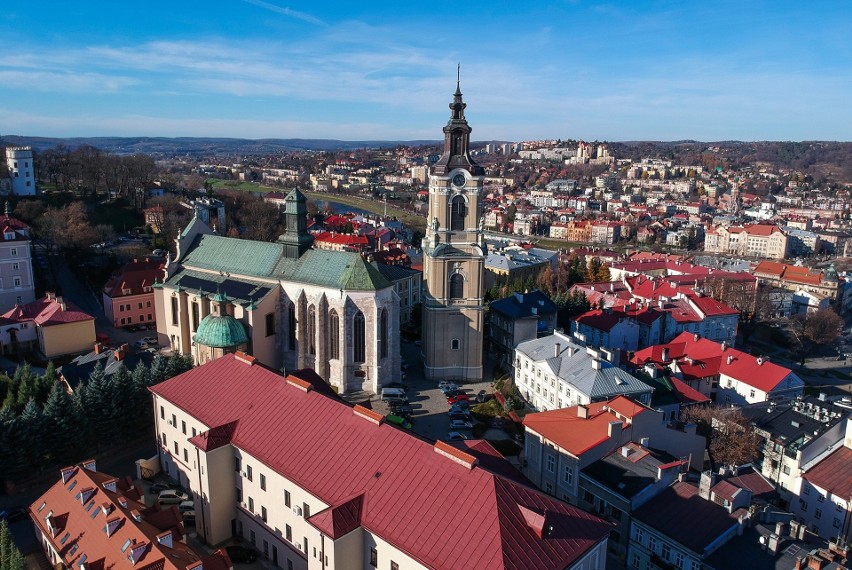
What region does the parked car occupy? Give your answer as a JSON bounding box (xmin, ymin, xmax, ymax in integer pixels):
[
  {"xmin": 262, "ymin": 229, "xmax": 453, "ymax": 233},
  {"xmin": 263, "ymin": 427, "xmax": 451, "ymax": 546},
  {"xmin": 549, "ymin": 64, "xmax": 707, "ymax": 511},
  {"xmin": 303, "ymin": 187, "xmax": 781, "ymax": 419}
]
[
  {"xmin": 476, "ymin": 390, "xmax": 487, "ymax": 403},
  {"xmin": 449, "ymin": 401, "xmax": 470, "ymax": 413},
  {"xmin": 390, "ymin": 404, "xmax": 414, "ymax": 417},
  {"xmin": 445, "ymin": 431, "xmax": 468, "ymax": 441},
  {"xmin": 386, "ymin": 414, "xmax": 413, "ymax": 430},
  {"xmin": 157, "ymin": 490, "xmax": 189, "ymax": 504},
  {"xmin": 447, "ymin": 394, "xmax": 470, "ymax": 405},
  {"xmin": 449, "ymin": 419, "xmax": 473, "ymax": 430},
  {"xmin": 449, "ymin": 411, "xmax": 472, "ymax": 422},
  {"xmin": 142, "ymin": 336, "xmax": 158, "ymax": 346},
  {"xmin": 182, "ymin": 511, "xmax": 196, "ymax": 525},
  {"xmin": 178, "ymin": 500, "xmax": 195, "ymax": 513},
  {"xmin": 225, "ymin": 546, "xmax": 258, "ymax": 564},
  {"xmin": 149, "ymin": 482, "xmax": 180, "ymax": 494},
  {"xmin": 384, "ymin": 397, "xmax": 409, "ymax": 407},
  {"xmin": 133, "ymin": 340, "xmax": 149, "ymax": 350},
  {"xmin": 0, "ymin": 507, "xmax": 27, "ymax": 523},
  {"xmin": 439, "ymin": 383, "xmax": 459, "ymax": 394}
]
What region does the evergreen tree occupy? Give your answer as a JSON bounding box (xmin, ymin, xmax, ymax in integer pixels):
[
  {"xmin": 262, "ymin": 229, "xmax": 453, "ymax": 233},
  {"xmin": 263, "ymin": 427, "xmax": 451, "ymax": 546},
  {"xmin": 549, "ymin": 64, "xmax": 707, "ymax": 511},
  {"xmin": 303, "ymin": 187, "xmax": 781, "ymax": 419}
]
[
  {"xmin": 18, "ymin": 398, "xmax": 48, "ymax": 474},
  {"xmin": 149, "ymin": 355, "xmax": 169, "ymax": 386},
  {"xmin": 34, "ymin": 362, "xmax": 60, "ymax": 406},
  {"xmin": 13, "ymin": 364, "xmax": 37, "ymax": 409},
  {"xmin": 1, "ymin": 519, "xmax": 13, "ymax": 570},
  {"xmin": 43, "ymin": 383, "xmax": 80, "ymax": 466}
]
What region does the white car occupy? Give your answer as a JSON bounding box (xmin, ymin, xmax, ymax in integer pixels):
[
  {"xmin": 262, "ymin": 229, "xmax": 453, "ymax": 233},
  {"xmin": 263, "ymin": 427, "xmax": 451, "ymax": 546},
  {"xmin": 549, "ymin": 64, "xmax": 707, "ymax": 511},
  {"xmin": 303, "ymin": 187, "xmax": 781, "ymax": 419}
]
[
  {"xmin": 445, "ymin": 431, "xmax": 468, "ymax": 441},
  {"xmin": 157, "ymin": 490, "xmax": 189, "ymax": 504},
  {"xmin": 178, "ymin": 500, "xmax": 194, "ymax": 513},
  {"xmin": 449, "ymin": 419, "xmax": 473, "ymax": 430},
  {"xmin": 142, "ymin": 336, "xmax": 159, "ymax": 346}
]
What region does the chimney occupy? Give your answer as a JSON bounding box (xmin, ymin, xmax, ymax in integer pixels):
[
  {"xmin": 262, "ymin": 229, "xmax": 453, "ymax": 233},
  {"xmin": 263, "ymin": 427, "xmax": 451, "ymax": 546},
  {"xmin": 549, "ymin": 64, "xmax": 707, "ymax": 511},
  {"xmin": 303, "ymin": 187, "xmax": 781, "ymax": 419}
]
[
  {"xmin": 591, "ymin": 359, "xmax": 602, "ymax": 370},
  {"xmin": 720, "ymin": 341, "xmax": 727, "ymax": 352},
  {"xmin": 94, "ymin": 342, "xmax": 104, "ymax": 354},
  {"xmin": 807, "ymin": 555, "xmax": 825, "ymax": 570},
  {"xmin": 757, "ymin": 357, "xmax": 764, "ymax": 366},
  {"xmin": 577, "ymin": 404, "xmax": 589, "ymax": 419},
  {"xmin": 727, "ymin": 354, "xmax": 734, "ymax": 365},
  {"xmin": 115, "ymin": 345, "xmax": 127, "ymax": 361},
  {"xmin": 608, "ymin": 420, "xmax": 622, "ymax": 437},
  {"xmin": 554, "ymin": 343, "xmax": 561, "ymax": 358},
  {"xmin": 767, "ymin": 533, "xmax": 781, "ymax": 555},
  {"xmin": 661, "ymin": 347, "xmax": 669, "ymax": 362},
  {"xmin": 698, "ymin": 470, "xmax": 715, "ymax": 500}
]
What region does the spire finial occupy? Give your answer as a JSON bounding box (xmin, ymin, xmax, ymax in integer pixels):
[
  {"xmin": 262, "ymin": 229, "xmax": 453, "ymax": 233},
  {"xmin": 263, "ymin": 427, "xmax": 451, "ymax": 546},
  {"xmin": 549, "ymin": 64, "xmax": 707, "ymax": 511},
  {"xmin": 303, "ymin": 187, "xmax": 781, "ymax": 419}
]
[{"xmin": 454, "ymin": 63, "xmax": 462, "ymax": 97}]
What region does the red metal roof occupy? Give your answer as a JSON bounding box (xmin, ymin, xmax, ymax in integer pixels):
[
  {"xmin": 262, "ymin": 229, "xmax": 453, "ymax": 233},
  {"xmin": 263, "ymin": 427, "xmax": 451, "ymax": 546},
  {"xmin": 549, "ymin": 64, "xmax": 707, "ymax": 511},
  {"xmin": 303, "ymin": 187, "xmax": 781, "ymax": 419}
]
[
  {"xmin": 2, "ymin": 294, "xmax": 95, "ymax": 326},
  {"xmin": 802, "ymin": 446, "xmax": 852, "ymax": 500},
  {"xmin": 103, "ymin": 258, "xmax": 165, "ymax": 299},
  {"xmin": 523, "ymin": 397, "xmax": 648, "ymax": 457},
  {"xmin": 150, "ymin": 355, "xmax": 611, "ymax": 569}
]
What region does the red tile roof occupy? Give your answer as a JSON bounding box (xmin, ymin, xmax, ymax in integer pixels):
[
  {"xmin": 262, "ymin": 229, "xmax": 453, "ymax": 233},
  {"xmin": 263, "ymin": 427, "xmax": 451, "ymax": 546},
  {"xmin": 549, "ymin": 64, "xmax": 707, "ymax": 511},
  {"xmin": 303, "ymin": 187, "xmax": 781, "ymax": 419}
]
[
  {"xmin": 0, "ymin": 215, "xmax": 30, "ymax": 242},
  {"xmin": 150, "ymin": 355, "xmax": 611, "ymax": 570},
  {"xmin": 523, "ymin": 397, "xmax": 648, "ymax": 457},
  {"xmin": 574, "ymin": 310, "xmax": 623, "ymax": 332},
  {"xmin": 802, "ymin": 446, "xmax": 852, "ymax": 500},
  {"xmin": 29, "ymin": 466, "xmax": 227, "ymax": 570},
  {"xmin": 103, "ymin": 258, "xmax": 165, "ymax": 299},
  {"xmin": 2, "ymin": 294, "xmax": 95, "ymax": 326}
]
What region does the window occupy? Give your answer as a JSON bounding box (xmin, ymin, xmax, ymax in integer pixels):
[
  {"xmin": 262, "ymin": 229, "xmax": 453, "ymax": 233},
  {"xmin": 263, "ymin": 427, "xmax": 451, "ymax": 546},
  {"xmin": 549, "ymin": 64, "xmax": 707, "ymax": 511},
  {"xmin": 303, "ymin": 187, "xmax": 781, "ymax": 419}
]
[
  {"xmin": 799, "ymin": 500, "xmax": 808, "ymax": 512},
  {"xmin": 13, "ymin": 277, "xmax": 20, "ymax": 287},
  {"xmin": 160, "ymin": 406, "xmax": 164, "ymax": 419},
  {"xmin": 369, "ymin": 547, "xmax": 377, "ymax": 567},
  {"xmin": 284, "ymin": 490, "xmax": 291, "ymax": 507},
  {"xmin": 449, "ymin": 273, "xmax": 464, "ymax": 299},
  {"xmin": 307, "ymin": 305, "xmax": 316, "ymax": 355},
  {"xmin": 815, "ymin": 508, "xmax": 822, "ymax": 520},
  {"xmin": 635, "ymin": 528, "xmax": 643, "ymax": 544},
  {"xmin": 302, "ymin": 503, "xmax": 310, "ymax": 517},
  {"xmin": 162, "ymin": 433, "xmax": 167, "ymax": 446},
  {"xmin": 10, "ymin": 248, "xmax": 16, "ymax": 256},
  {"xmin": 285, "ymin": 524, "xmax": 292, "ymax": 541},
  {"xmin": 260, "ymin": 474, "xmax": 266, "ymax": 490},
  {"xmin": 174, "ymin": 442, "xmax": 179, "ymax": 455},
  {"xmin": 631, "ymin": 554, "xmax": 640, "ymax": 569},
  {"xmin": 450, "ymin": 195, "xmax": 466, "ymax": 230},
  {"xmin": 675, "ymin": 552, "xmax": 684, "ymax": 568},
  {"xmin": 353, "ymin": 311, "xmax": 366, "ymax": 363},
  {"xmin": 803, "ymin": 486, "xmax": 810, "ymax": 496},
  {"xmin": 545, "ymin": 454, "xmax": 555, "ymax": 473},
  {"xmin": 648, "ymin": 536, "xmax": 657, "ymax": 553},
  {"xmin": 783, "ymin": 465, "xmax": 791, "ymax": 475},
  {"xmin": 261, "ymin": 506, "xmax": 267, "ymax": 522},
  {"xmin": 390, "ymin": 562, "xmax": 399, "ymax": 570},
  {"xmin": 288, "ymin": 304, "xmax": 296, "ymax": 350},
  {"xmin": 192, "ymin": 303, "xmax": 200, "ymax": 331},
  {"xmin": 246, "ymin": 465, "xmax": 253, "ymax": 481},
  {"xmin": 265, "ymin": 312, "xmax": 275, "ymax": 336},
  {"xmin": 661, "ymin": 543, "xmax": 671, "ymax": 560},
  {"xmin": 171, "ymin": 296, "xmax": 179, "ymax": 325},
  {"xmin": 250, "ymin": 530, "xmax": 256, "ymax": 546},
  {"xmin": 12, "ymin": 263, "xmax": 18, "ymax": 270},
  {"xmin": 451, "ymin": 338, "xmax": 460, "ymax": 350},
  {"xmin": 248, "ymin": 497, "xmax": 254, "ymax": 512},
  {"xmin": 545, "ymin": 482, "xmax": 553, "ymax": 494},
  {"xmin": 563, "ymin": 465, "xmax": 573, "ymax": 485},
  {"xmin": 749, "ymin": 389, "xmax": 755, "ymax": 398},
  {"xmin": 235, "ymin": 457, "xmax": 241, "ymax": 472},
  {"xmin": 329, "ymin": 309, "xmax": 340, "ymax": 359},
  {"xmin": 172, "ymin": 414, "xmax": 176, "ymax": 426},
  {"xmin": 379, "ymin": 308, "xmax": 388, "ymax": 359},
  {"xmin": 817, "ymin": 493, "xmax": 825, "ymax": 503},
  {"xmin": 138, "ymin": 302, "xmax": 143, "ymax": 309},
  {"xmin": 182, "ymin": 421, "xmax": 186, "ymax": 435}
]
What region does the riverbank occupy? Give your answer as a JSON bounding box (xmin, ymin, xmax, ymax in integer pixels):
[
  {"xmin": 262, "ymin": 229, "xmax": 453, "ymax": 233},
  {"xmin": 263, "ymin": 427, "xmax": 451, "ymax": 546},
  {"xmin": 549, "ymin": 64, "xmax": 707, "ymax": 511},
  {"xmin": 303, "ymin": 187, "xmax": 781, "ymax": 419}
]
[{"xmin": 304, "ymin": 191, "xmax": 428, "ymax": 232}]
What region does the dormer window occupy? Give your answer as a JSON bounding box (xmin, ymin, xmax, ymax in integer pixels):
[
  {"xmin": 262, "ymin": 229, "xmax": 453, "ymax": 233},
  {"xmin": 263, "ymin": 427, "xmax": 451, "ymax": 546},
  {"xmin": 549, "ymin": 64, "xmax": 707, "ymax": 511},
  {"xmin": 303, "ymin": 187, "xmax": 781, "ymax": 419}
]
[{"xmin": 4, "ymin": 232, "xmax": 14, "ymax": 240}]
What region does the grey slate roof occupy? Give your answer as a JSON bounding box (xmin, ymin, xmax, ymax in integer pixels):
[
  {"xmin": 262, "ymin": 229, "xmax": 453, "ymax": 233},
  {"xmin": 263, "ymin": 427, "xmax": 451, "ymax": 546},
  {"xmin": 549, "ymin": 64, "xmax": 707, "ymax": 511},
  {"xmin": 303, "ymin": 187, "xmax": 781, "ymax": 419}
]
[
  {"xmin": 372, "ymin": 263, "xmax": 421, "ymax": 283},
  {"xmin": 516, "ymin": 333, "xmax": 653, "ymax": 401},
  {"xmin": 582, "ymin": 446, "xmax": 677, "ymax": 500},
  {"xmin": 166, "ymin": 270, "xmax": 275, "ymax": 304},
  {"xmin": 490, "ymin": 290, "xmax": 557, "ymax": 319}
]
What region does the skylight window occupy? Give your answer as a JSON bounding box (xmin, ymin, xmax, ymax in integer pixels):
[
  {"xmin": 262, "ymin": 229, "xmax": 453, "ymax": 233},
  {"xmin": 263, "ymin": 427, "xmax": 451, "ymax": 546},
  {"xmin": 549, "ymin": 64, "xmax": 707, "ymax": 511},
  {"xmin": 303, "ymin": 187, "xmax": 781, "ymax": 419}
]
[
  {"xmin": 90, "ymin": 508, "xmax": 99, "ymax": 519},
  {"xmin": 78, "ymin": 554, "xmax": 87, "ymax": 567},
  {"xmin": 85, "ymin": 501, "xmax": 95, "ymax": 512},
  {"xmin": 68, "ymin": 480, "xmax": 78, "ymax": 491},
  {"xmin": 37, "ymin": 502, "xmax": 46, "ymax": 513},
  {"xmin": 68, "ymin": 544, "xmax": 79, "ymax": 557},
  {"xmin": 60, "ymin": 533, "xmax": 70, "ymax": 545},
  {"xmin": 121, "ymin": 539, "xmax": 132, "ymax": 553}
]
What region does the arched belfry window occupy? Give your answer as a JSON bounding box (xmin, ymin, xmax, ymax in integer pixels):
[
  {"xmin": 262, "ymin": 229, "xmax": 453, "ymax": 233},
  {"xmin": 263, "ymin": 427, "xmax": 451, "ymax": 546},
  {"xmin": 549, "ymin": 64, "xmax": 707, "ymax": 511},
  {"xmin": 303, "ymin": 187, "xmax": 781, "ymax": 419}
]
[
  {"xmin": 379, "ymin": 308, "xmax": 388, "ymax": 359},
  {"xmin": 329, "ymin": 309, "xmax": 340, "ymax": 359},
  {"xmin": 449, "ymin": 273, "xmax": 464, "ymax": 300},
  {"xmin": 353, "ymin": 311, "xmax": 366, "ymax": 363},
  {"xmin": 450, "ymin": 195, "xmax": 466, "ymax": 231}
]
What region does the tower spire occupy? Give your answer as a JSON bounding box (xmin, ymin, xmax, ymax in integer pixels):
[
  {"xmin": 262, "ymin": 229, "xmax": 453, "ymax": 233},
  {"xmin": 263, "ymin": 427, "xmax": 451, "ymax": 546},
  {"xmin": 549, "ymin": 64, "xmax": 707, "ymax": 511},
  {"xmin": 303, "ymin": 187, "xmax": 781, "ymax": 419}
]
[{"xmin": 456, "ymin": 63, "xmax": 460, "ymax": 94}]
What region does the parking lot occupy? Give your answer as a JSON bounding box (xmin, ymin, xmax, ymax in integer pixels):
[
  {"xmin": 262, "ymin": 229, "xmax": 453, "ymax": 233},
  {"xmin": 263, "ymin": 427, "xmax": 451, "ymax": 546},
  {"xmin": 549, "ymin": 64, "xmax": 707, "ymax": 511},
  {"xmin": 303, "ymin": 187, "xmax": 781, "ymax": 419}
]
[{"xmin": 368, "ymin": 339, "xmax": 502, "ymax": 442}]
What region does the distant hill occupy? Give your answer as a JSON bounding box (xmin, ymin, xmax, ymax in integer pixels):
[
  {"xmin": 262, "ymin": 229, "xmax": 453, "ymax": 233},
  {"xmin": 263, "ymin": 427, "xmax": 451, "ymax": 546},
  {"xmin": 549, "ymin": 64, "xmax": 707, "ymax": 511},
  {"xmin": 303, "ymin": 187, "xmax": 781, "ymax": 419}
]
[{"xmin": 0, "ymin": 135, "xmax": 442, "ymax": 155}]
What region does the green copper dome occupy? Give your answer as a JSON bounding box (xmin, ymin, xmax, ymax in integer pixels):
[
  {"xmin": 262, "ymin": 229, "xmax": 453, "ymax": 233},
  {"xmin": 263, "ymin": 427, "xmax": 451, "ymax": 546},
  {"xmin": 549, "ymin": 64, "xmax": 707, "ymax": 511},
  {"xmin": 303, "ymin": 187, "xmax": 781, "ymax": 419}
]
[
  {"xmin": 823, "ymin": 263, "xmax": 839, "ymax": 282},
  {"xmin": 193, "ymin": 314, "xmax": 248, "ymax": 348}
]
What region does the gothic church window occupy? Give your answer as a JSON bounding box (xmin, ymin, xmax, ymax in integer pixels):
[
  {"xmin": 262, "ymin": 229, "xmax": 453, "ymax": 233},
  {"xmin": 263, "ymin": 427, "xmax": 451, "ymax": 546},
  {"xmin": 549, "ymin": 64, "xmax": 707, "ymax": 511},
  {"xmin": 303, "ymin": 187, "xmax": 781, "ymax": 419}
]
[
  {"xmin": 329, "ymin": 310, "xmax": 340, "ymax": 359},
  {"xmin": 353, "ymin": 311, "xmax": 366, "ymax": 363},
  {"xmin": 307, "ymin": 305, "xmax": 316, "ymax": 355},
  {"xmin": 288, "ymin": 304, "xmax": 296, "ymax": 350},
  {"xmin": 379, "ymin": 308, "xmax": 388, "ymax": 359}
]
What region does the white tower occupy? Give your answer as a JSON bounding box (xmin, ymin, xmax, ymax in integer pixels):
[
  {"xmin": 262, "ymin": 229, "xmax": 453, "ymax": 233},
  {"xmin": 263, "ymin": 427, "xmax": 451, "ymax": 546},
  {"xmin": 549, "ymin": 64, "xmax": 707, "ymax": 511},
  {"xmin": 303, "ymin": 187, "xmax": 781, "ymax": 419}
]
[{"xmin": 5, "ymin": 147, "xmax": 36, "ymax": 196}]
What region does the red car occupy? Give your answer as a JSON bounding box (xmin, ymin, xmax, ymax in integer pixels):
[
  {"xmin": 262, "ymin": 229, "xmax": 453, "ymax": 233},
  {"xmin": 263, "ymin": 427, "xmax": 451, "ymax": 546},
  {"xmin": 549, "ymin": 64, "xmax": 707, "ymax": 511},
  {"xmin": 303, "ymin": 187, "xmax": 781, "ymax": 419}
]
[{"xmin": 447, "ymin": 393, "xmax": 470, "ymax": 405}]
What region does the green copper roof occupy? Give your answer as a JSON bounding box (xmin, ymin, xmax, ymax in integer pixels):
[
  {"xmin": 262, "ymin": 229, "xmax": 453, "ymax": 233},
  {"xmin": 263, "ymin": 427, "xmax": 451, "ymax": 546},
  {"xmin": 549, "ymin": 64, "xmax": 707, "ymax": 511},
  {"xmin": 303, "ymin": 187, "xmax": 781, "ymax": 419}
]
[
  {"xmin": 193, "ymin": 314, "xmax": 248, "ymax": 348},
  {"xmin": 286, "ymin": 250, "xmax": 390, "ymax": 291},
  {"xmin": 182, "ymin": 234, "xmax": 284, "ymax": 278}
]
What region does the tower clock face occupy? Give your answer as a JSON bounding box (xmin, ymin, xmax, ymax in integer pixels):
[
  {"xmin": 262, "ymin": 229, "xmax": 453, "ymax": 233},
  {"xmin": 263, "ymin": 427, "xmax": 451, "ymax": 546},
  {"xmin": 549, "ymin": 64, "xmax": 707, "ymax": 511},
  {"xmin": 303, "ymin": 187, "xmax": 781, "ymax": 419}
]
[{"xmin": 452, "ymin": 173, "xmax": 466, "ymax": 187}]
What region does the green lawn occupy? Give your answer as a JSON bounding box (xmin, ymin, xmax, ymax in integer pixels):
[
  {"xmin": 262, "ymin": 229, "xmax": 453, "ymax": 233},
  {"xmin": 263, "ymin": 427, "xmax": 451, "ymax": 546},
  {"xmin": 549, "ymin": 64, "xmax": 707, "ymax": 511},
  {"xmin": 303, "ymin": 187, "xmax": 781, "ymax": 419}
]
[
  {"xmin": 304, "ymin": 191, "xmax": 427, "ymax": 231},
  {"xmin": 206, "ymin": 179, "xmax": 277, "ymax": 193}
]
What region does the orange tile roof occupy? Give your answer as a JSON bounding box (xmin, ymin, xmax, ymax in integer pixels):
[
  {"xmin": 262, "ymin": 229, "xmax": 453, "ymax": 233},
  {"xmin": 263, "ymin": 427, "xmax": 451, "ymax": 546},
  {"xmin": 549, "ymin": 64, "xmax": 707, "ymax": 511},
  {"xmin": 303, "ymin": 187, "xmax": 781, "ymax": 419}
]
[{"xmin": 29, "ymin": 465, "xmax": 228, "ymax": 570}]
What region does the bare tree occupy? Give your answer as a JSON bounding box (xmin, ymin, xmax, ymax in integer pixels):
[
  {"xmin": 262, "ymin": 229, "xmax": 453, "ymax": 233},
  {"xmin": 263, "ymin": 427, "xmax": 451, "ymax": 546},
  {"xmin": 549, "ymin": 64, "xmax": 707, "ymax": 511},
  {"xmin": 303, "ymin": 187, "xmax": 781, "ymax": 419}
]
[{"xmin": 680, "ymin": 405, "xmax": 760, "ymax": 468}]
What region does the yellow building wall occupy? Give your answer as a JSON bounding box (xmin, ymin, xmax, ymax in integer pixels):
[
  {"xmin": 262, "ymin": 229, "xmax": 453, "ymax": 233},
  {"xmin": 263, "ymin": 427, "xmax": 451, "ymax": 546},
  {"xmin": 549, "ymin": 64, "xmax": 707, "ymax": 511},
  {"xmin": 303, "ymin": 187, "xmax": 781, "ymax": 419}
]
[{"xmin": 39, "ymin": 319, "xmax": 96, "ymax": 359}]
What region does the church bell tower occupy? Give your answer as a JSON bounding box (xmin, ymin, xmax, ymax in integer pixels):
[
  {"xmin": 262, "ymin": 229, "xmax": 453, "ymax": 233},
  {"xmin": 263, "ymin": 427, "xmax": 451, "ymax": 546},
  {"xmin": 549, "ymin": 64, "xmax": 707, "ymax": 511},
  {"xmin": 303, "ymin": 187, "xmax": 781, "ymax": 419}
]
[{"xmin": 422, "ymin": 72, "xmax": 486, "ymax": 382}]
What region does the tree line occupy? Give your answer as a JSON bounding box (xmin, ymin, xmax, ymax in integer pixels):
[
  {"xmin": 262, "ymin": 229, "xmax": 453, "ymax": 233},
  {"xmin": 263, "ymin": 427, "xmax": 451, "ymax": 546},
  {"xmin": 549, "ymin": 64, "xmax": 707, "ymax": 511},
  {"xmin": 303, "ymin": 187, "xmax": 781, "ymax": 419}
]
[{"xmin": 0, "ymin": 354, "xmax": 193, "ymax": 486}]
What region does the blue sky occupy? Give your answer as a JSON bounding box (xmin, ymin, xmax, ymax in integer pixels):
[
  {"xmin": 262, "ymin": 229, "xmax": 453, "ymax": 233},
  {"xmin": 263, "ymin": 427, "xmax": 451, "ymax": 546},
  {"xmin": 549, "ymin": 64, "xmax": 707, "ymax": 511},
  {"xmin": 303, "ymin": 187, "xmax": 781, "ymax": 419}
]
[{"xmin": 1, "ymin": 1, "xmax": 850, "ymax": 142}]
